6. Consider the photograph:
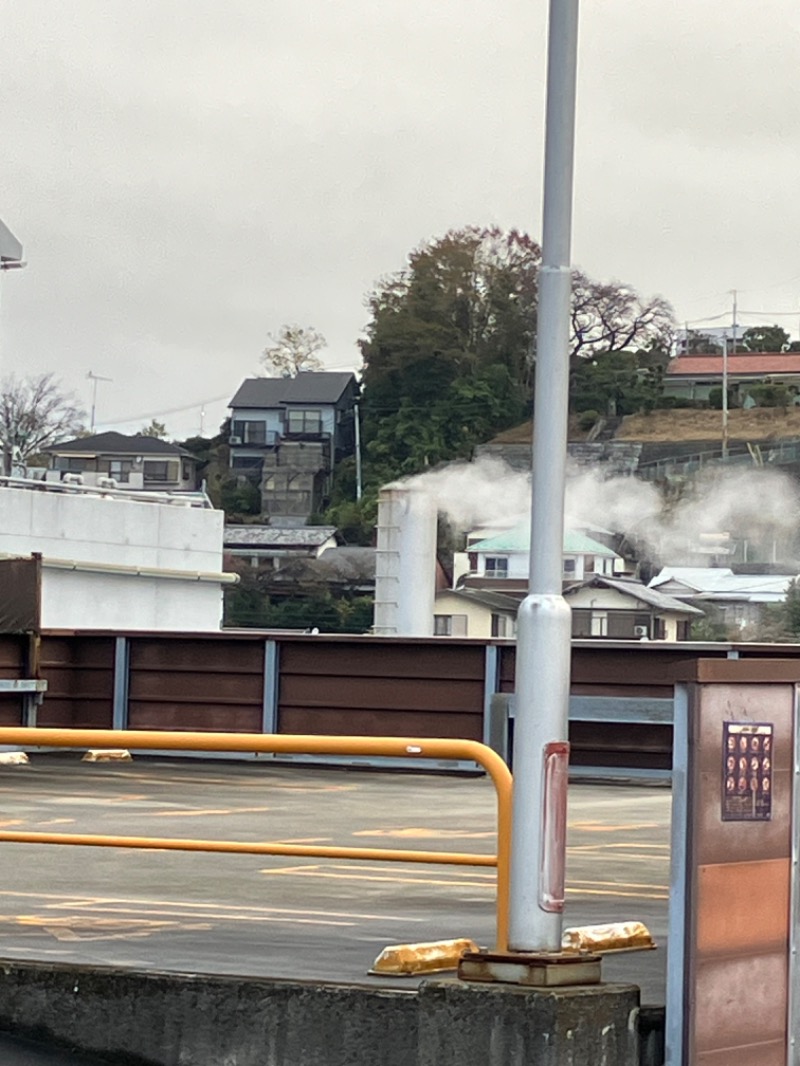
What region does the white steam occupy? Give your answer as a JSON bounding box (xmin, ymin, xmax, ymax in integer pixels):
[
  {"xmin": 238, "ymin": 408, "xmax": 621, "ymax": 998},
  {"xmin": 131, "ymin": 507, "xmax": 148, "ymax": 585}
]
[{"xmin": 401, "ymin": 455, "xmax": 800, "ymax": 565}]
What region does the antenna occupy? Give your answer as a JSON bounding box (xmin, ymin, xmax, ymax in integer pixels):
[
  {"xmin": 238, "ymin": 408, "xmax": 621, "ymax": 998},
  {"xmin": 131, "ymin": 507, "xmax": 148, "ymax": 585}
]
[{"xmin": 87, "ymin": 371, "xmax": 113, "ymax": 433}]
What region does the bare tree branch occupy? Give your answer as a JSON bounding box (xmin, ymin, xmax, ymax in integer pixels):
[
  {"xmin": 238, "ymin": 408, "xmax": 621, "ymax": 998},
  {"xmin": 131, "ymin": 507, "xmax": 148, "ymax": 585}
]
[
  {"xmin": 0, "ymin": 373, "xmax": 85, "ymax": 474},
  {"xmin": 569, "ymin": 271, "xmax": 675, "ymax": 362}
]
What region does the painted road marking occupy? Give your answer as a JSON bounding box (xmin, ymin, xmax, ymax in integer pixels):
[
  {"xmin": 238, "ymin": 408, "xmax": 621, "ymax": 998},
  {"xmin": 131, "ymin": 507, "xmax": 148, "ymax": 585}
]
[
  {"xmin": 0, "ymin": 889, "xmax": 421, "ymax": 924},
  {"xmin": 7, "ymin": 916, "xmax": 213, "ymax": 942},
  {"xmin": 90, "ymin": 772, "xmax": 359, "ymax": 792},
  {"xmin": 569, "ymin": 822, "xmax": 662, "ymax": 832},
  {"xmin": 138, "ymin": 806, "xmax": 274, "ymax": 818},
  {"xmin": 259, "ymin": 863, "xmax": 669, "ymax": 900},
  {"xmin": 353, "ymin": 828, "xmax": 494, "ymax": 840}
]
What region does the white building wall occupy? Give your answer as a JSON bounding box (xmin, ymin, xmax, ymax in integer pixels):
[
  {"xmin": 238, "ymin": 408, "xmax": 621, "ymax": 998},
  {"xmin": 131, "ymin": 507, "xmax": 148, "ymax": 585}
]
[
  {"xmin": 0, "ymin": 487, "xmax": 226, "ymax": 631},
  {"xmin": 41, "ymin": 569, "xmax": 224, "ymax": 631}
]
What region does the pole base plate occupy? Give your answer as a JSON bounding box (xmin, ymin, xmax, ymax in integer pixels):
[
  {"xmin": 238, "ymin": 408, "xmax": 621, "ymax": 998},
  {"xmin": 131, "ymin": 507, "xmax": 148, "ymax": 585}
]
[{"xmin": 458, "ymin": 949, "xmax": 601, "ymax": 987}]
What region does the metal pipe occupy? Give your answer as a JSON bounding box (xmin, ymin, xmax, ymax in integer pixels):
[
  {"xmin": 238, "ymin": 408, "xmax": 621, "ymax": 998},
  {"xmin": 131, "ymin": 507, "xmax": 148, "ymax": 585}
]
[
  {"xmin": 0, "ymin": 552, "xmax": 238, "ymax": 584},
  {"xmin": 0, "ymin": 831, "xmax": 497, "ymax": 867},
  {"xmin": 0, "ymin": 727, "xmax": 512, "ymax": 950},
  {"xmin": 509, "ymin": 0, "xmax": 580, "ymax": 952}
]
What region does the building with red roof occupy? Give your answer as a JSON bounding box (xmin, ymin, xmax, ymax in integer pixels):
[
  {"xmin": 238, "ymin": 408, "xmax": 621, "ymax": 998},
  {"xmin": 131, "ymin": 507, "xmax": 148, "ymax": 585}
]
[{"xmin": 664, "ymin": 353, "xmax": 800, "ymax": 401}]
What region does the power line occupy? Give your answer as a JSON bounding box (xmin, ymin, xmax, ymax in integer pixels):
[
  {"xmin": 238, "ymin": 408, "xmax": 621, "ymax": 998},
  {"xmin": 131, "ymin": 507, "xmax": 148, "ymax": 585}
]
[{"xmin": 95, "ymin": 392, "xmax": 231, "ymax": 430}]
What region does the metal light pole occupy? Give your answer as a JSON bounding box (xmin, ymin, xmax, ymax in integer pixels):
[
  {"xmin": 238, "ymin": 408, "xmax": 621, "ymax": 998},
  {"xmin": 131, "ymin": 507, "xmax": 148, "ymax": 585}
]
[
  {"xmin": 508, "ymin": 0, "xmax": 580, "ymax": 953},
  {"xmin": 721, "ymin": 334, "xmax": 729, "ymax": 460}
]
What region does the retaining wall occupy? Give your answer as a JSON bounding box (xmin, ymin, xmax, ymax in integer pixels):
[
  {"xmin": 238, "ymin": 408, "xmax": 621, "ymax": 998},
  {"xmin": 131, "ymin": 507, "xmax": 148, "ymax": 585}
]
[{"xmin": 0, "ymin": 960, "xmax": 641, "ymax": 1066}]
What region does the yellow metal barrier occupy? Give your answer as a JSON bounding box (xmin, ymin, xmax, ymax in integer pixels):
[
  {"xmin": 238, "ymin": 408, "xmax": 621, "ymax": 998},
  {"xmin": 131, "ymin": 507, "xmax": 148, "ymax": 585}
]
[{"xmin": 0, "ymin": 728, "xmax": 512, "ymax": 952}]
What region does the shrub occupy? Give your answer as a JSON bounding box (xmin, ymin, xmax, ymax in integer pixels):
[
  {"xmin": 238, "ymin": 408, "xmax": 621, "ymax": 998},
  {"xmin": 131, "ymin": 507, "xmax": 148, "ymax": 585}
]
[{"xmin": 578, "ymin": 409, "xmax": 600, "ymax": 430}]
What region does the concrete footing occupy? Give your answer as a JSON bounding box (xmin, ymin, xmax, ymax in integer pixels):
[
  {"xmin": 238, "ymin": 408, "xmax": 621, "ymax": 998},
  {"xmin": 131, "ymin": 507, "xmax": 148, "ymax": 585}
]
[{"xmin": 0, "ymin": 959, "xmax": 641, "ymax": 1066}]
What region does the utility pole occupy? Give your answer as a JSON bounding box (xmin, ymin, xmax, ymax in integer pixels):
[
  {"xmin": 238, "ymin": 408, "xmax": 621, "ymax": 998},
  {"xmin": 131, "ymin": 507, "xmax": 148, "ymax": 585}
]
[
  {"xmin": 731, "ymin": 290, "xmax": 738, "ymax": 352},
  {"xmin": 509, "ymin": 0, "xmax": 579, "ymax": 953},
  {"xmin": 354, "ymin": 402, "xmax": 362, "ymax": 501},
  {"xmin": 87, "ymin": 371, "xmax": 113, "ymax": 433},
  {"xmin": 721, "ymin": 333, "xmax": 729, "ymax": 460}
]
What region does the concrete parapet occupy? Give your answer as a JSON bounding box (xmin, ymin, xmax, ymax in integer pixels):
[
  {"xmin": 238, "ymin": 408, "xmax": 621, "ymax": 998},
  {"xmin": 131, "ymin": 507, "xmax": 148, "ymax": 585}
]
[{"xmin": 0, "ymin": 959, "xmax": 641, "ymax": 1066}]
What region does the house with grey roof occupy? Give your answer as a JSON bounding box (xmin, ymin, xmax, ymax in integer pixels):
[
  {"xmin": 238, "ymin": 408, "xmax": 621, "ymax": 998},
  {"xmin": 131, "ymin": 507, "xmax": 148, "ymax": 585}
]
[
  {"xmin": 224, "ymin": 525, "xmax": 338, "ymax": 568},
  {"xmin": 45, "ymin": 432, "xmax": 198, "ymax": 492},
  {"xmin": 564, "ymin": 575, "xmax": 703, "ymax": 641},
  {"xmin": 649, "ymin": 566, "xmax": 796, "ymax": 631},
  {"xmin": 228, "ymin": 372, "xmax": 358, "ymax": 523}
]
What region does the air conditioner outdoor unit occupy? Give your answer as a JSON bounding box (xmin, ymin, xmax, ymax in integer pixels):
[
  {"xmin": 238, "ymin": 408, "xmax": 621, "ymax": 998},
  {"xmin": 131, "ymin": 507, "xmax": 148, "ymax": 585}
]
[
  {"xmin": 229, "ymin": 435, "xmax": 242, "ymax": 445},
  {"xmin": 633, "ymin": 625, "xmax": 649, "ymax": 638}
]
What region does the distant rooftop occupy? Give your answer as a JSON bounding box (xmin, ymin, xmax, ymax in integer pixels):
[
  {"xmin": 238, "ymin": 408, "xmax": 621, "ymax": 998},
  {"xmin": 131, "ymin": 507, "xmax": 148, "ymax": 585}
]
[
  {"xmin": 565, "ymin": 575, "xmax": 703, "ymax": 616},
  {"xmin": 649, "ymin": 566, "xmax": 796, "ymax": 603},
  {"xmin": 224, "ymin": 526, "xmax": 337, "ymax": 549},
  {"xmin": 667, "ymin": 354, "xmax": 800, "ymax": 378},
  {"xmin": 470, "ymin": 525, "xmax": 618, "ymax": 557},
  {"xmin": 46, "ymin": 432, "xmax": 192, "ymax": 457},
  {"xmin": 229, "ymin": 373, "xmax": 357, "ymax": 409}
]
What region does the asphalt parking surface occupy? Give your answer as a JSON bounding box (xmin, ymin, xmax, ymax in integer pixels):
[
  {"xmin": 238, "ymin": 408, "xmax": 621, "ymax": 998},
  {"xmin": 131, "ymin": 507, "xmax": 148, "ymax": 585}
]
[{"xmin": 0, "ymin": 756, "xmax": 670, "ymax": 1010}]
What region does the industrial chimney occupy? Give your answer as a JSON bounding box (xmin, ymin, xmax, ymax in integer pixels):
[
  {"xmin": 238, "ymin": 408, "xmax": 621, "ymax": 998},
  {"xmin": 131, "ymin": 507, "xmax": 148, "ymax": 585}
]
[{"xmin": 373, "ymin": 484, "xmax": 437, "ymax": 636}]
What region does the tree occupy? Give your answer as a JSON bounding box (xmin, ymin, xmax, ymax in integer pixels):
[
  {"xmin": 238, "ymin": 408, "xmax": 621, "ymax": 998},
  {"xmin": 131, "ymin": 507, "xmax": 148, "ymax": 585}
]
[
  {"xmin": 569, "ymin": 273, "xmax": 674, "ymax": 362},
  {"xmin": 261, "ymin": 325, "xmax": 326, "ymax": 377},
  {"xmin": 140, "ymin": 419, "xmax": 167, "ymax": 439},
  {"xmin": 569, "ymin": 350, "xmax": 665, "ymax": 416},
  {"xmin": 741, "ymin": 325, "xmax": 790, "ymax": 353},
  {"xmin": 359, "ymin": 226, "xmax": 540, "ymax": 486},
  {"xmin": 0, "ymin": 373, "xmax": 85, "ymax": 475},
  {"xmin": 358, "ymin": 225, "xmax": 675, "ymax": 488}
]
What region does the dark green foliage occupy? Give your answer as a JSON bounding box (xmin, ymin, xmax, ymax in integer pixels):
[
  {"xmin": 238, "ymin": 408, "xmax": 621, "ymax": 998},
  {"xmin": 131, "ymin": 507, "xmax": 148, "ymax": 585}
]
[
  {"xmin": 359, "ymin": 226, "xmax": 537, "ymax": 489},
  {"xmin": 784, "ymin": 578, "xmax": 800, "ymax": 638},
  {"xmin": 577, "ymin": 409, "xmax": 600, "ymax": 430},
  {"xmin": 219, "ymin": 478, "xmax": 261, "ymax": 518},
  {"xmin": 690, "ymin": 614, "xmax": 731, "ymax": 642},
  {"xmin": 742, "ymin": 325, "xmax": 790, "ymax": 353},
  {"xmin": 569, "ymin": 351, "xmax": 665, "ymax": 416},
  {"xmin": 707, "ymin": 387, "xmax": 736, "ymax": 411},
  {"xmin": 744, "ymin": 384, "xmax": 791, "ymax": 408},
  {"xmin": 223, "ymin": 585, "xmax": 374, "ymax": 634}
]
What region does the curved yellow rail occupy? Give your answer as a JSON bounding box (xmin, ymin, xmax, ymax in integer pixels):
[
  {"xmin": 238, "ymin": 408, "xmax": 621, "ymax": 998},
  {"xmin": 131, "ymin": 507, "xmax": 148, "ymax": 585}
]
[{"xmin": 0, "ymin": 728, "xmax": 512, "ymax": 951}]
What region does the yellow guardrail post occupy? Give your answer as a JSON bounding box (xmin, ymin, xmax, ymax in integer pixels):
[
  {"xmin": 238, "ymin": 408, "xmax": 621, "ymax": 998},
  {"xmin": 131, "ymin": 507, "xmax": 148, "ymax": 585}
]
[{"xmin": 0, "ymin": 728, "xmax": 512, "ymax": 952}]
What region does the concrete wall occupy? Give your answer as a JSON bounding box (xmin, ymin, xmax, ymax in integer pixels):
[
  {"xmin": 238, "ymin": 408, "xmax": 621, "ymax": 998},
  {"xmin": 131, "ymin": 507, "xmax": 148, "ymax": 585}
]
[
  {"xmin": 0, "ymin": 961, "xmax": 642, "ymax": 1066},
  {"xmin": 0, "ymin": 487, "xmax": 226, "ymax": 631}
]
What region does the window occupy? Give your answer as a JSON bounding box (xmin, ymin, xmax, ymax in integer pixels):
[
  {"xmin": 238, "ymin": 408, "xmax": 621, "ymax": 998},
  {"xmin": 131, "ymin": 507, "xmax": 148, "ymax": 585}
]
[
  {"xmin": 143, "ymin": 460, "xmax": 178, "ymax": 483},
  {"xmin": 491, "ymin": 614, "xmax": 509, "ymax": 638},
  {"xmin": 232, "ymin": 420, "xmax": 267, "ymax": 445},
  {"xmin": 286, "ymin": 409, "xmax": 323, "ymax": 435},
  {"xmin": 563, "ymin": 558, "xmax": 577, "ymax": 578},
  {"xmin": 107, "ymin": 459, "xmax": 133, "ymax": 482},
  {"xmin": 584, "ymin": 555, "xmax": 595, "ymax": 574},
  {"xmin": 590, "ymin": 611, "xmax": 608, "ymax": 637},
  {"xmin": 485, "ymin": 556, "xmax": 509, "ymax": 578},
  {"xmin": 232, "ymin": 456, "xmax": 263, "ymax": 471},
  {"xmin": 434, "ymin": 615, "xmax": 453, "ymax": 636},
  {"xmin": 55, "ymin": 457, "xmax": 90, "ymax": 473}
]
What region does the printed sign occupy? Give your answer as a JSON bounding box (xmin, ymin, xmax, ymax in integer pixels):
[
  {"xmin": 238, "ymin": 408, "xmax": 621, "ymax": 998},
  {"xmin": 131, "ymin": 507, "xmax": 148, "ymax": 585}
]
[{"xmin": 722, "ymin": 722, "xmax": 773, "ymax": 821}]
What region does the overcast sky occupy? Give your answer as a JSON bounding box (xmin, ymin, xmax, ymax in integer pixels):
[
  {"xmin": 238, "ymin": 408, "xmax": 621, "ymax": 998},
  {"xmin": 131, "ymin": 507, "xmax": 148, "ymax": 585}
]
[{"xmin": 2, "ymin": 0, "xmax": 799, "ymax": 439}]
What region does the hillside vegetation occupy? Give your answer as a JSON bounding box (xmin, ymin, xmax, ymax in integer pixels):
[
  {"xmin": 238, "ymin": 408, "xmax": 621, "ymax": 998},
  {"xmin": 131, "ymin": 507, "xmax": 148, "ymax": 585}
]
[{"xmin": 616, "ymin": 407, "xmax": 800, "ymax": 442}]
